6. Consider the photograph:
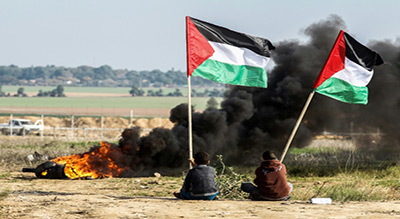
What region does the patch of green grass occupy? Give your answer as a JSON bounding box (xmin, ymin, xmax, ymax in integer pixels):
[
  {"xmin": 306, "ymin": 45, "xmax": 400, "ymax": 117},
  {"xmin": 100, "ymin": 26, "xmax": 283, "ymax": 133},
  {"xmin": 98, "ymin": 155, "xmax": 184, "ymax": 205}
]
[
  {"xmin": 0, "ymin": 96, "xmax": 223, "ymax": 110},
  {"xmin": 285, "ymin": 147, "xmax": 400, "ymax": 177},
  {"xmin": 321, "ymin": 181, "xmax": 385, "ymax": 201},
  {"xmin": 213, "ymin": 152, "xmax": 400, "ymax": 201},
  {"xmin": 288, "ymin": 174, "xmax": 394, "ymax": 201},
  {"xmin": 375, "ymin": 180, "xmax": 400, "ymax": 190}
]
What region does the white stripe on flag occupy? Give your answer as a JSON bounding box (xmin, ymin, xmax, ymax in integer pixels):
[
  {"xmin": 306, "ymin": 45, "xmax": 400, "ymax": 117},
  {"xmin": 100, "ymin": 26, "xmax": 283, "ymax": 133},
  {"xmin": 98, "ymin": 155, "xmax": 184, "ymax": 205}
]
[
  {"xmin": 332, "ymin": 57, "xmax": 374, "ymax": 87},
  {"xmin": 208, "ymin": 41, "xmax": 271, "ymax": 69}
]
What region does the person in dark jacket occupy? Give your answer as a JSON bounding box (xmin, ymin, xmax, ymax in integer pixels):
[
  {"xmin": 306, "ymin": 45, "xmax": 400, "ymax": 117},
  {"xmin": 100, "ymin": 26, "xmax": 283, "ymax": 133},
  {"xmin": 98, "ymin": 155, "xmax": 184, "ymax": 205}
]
[
  {"xmin": 173, "ymin": 151, "xmax": 219, "ymax": 200},
  {"xmin": 241, "ymin": 151, "xmax": 292, "ymax": 201}
]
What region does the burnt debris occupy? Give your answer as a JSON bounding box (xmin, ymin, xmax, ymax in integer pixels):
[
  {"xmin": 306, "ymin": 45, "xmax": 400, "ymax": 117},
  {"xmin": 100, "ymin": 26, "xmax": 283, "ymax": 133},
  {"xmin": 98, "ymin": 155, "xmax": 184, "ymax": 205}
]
[{"xmin": 23, "ymin": 161, "xmax": 67, "ymax": 179}]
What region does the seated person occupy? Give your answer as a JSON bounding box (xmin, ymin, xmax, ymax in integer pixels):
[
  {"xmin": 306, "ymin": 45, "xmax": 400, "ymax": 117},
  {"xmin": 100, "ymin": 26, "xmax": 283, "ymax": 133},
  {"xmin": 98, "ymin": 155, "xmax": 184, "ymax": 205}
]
[
  {"xmin": 174, "ymin": 151, "xmax": 219, "ymax": 200},
  {"xmin": 241, "ymin": 151, "xmax": 292, "ymax": 201}
]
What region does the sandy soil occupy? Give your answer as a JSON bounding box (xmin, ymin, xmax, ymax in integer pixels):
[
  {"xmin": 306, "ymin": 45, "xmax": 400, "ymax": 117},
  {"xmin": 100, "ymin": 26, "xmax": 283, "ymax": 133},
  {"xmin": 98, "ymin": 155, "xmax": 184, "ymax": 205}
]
[{"xmin": 1, "ymin": 170, "xmax": 399, "ymax": 219}]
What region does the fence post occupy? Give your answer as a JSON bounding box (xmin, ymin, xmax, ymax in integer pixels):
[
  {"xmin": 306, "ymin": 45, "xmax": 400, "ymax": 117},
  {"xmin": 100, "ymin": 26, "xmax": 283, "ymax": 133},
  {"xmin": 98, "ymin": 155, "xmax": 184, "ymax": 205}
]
[
  {"xmin": 10, "ymin": 114, "xmax": 13, "ymax": 136},
  {"xmin": 130, "ymin": 110, "xmax": 133, "ymax": 127},
  {"xmin": 40, "ymin": 114, "xmax": 44, "ymax": 139},
  {"xmin": 71, "ymin": 115, "xmax": 75, "ymax": 139}
]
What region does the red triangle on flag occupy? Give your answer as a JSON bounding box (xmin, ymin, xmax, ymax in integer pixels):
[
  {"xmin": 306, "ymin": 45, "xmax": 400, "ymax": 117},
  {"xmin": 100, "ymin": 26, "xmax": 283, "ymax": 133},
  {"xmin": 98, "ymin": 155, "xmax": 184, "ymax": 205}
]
[
  {"xmin": 313, "ymin": 31, "xmax": 346, "ymax": 89},
  {"xmin": 186, "ymin": 16, "xmax": 215, "ymax": 76}
]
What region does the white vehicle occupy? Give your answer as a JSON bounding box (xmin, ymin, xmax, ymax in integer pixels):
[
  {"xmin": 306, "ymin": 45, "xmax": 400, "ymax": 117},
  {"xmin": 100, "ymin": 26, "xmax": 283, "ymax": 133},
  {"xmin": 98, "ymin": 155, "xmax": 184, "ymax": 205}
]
[{"xmin": 0, "ymin": 119, "xmax": 44, "ymax": 135}]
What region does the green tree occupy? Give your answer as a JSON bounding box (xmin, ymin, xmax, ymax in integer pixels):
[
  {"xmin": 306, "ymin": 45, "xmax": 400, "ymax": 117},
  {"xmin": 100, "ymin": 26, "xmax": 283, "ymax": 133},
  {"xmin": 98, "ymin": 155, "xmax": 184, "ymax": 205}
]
[
  {"xmin": 155, "ymin": 89, "xmax": 163, "ymax": 96},
  {"xmin": 168, "ymin": 88, "xmax": 183, "ymax": 97},
  {"xmin": 37, "ymin": 90, "xmax": 44, "ymax": 97},
  {"xmin": 15, "ymin": 87, "xmax": 26, "ymax": 97},
  {"xmin": 56, "ymin": 85, "xmax": 65, "ymax": 97},
  {"xmin": 147, "ymin": 89, "xmax": 155, "ymax": 96},
  {"xmin": 50, "ymin": 89, "xmax": 57, "ymax": 97},
  {"xmin": 129, "ymin": 85, "xmax": 144, "ymax": 96}
]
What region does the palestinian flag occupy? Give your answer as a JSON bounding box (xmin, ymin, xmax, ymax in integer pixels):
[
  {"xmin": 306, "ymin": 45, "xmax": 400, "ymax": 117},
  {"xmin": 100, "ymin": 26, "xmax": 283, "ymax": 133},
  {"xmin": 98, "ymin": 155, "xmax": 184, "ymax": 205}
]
[
  {"xmin": 186, "ymin": 16, "xmax": 275, "ymax": 88},
  {"xmin": 313, "ymin": 30, "xmax": 384, "ymax": 104}
]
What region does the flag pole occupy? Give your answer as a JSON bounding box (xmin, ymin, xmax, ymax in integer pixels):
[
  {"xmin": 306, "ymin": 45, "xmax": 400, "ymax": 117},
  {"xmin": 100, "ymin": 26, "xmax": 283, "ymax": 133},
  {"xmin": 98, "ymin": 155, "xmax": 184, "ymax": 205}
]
[
  {"xmin": 187, "ymin": 76, "xmax": 193, "ymax": 169},
  {"xmin": 280, "ymin": 91, "xmax": 315, "ymax": 162},
  {"xmin": 280, "ymin": 31, "xmax": 344, "ymax": 162},
  {"xmin": 186, "ymin": 16, "xmax": 193, "ymax": 169}
]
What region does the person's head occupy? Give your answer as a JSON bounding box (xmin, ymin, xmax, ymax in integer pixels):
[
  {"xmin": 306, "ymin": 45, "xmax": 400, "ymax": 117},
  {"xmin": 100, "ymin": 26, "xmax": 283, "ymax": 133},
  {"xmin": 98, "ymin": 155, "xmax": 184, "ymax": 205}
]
[
  {"xmin": 194, "ymin": 151, "xmax": 210, "ymax": 165},
  {"xmin": 262, "ymin": 151, "xmax": 278, "ymax": 161}
]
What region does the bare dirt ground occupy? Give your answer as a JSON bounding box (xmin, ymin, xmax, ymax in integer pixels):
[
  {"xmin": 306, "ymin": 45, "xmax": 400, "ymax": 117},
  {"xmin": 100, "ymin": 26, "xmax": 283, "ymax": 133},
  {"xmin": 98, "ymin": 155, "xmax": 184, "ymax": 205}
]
[{"xmin": 1, "ymin": 169, "xmax": 399, "ymax": 219}]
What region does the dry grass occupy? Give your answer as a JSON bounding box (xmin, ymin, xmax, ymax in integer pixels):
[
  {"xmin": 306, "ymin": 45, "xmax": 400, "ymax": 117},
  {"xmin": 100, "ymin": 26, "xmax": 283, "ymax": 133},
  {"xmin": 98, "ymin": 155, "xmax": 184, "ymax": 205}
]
[
  {"xmin": 0, "ymin": 137, "xmax": 96, "ymax": 171},
  {"xmin": 1, "ymin": 138, "xmax": 399, "ymax": 202},
  {"xmin": 284, "ymin": 145, "xmax": 400, "ymax": 201}
]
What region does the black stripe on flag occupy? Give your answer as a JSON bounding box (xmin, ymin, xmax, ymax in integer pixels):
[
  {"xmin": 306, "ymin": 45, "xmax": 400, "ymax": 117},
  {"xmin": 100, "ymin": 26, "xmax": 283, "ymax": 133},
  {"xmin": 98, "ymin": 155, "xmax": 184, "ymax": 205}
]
[
  {"xmin": 343, "ymin": 32, "xmax": 384, "ymax": 71},
  {"xmin": 189, "ymin": 17, "xmax": 275, "ymax": 57}
]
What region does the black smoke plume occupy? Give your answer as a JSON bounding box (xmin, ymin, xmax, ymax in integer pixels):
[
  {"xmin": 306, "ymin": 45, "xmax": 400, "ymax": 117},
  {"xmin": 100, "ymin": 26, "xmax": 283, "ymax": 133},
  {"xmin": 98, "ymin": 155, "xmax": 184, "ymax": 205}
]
[{"xmin": 117, "ymin": 15, "xmax": 399, "ymax": 175}]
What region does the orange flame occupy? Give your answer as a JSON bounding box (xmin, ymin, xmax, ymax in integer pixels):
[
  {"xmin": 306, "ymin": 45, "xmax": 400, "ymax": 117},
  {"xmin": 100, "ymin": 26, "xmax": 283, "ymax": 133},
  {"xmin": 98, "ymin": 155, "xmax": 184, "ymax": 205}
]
[
  {"xmin": 41, "ymin": 170, "xmax": 48, "ymax": 176},
  {"xmin": 52, "ymin": 141, "xmax": 129, "ymax": 179}
]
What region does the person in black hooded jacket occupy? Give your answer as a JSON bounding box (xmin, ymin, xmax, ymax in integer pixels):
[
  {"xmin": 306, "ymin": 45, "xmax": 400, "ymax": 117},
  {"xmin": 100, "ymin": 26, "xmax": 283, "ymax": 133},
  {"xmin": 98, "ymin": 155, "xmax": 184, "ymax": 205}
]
[
  {"xmin": 173, "ymin": 151, "xmax": 219, "ymax": 200},
  {"xmin": 241, "ymin": 151, "xmax": 292, "ymax": 201}
]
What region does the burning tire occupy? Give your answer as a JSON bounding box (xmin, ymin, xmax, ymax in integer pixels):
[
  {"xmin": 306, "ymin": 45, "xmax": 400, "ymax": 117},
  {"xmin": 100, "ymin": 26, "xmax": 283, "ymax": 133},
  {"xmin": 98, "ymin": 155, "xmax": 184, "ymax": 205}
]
[{"xmin": 32, "ymin": 161, "xmax": 67, "ymax": 179}]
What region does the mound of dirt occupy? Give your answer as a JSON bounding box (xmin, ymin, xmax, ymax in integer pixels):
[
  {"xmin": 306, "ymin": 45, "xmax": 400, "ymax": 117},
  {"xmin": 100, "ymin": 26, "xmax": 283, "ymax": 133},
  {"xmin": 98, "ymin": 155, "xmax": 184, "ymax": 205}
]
[
  {"xmin": 75, "ymin": 117, "xmax": 100, "ymax": 128},
  {"xmin": 44, "ymin": 117, "xmax": 67, "ymax": 127},
  {"xmin": 103, "ymin": 117, "xmax": 130, "ymax": 128},
  {"xmin": 148, "ymin": 118, "xmax": 163, "ymax": 128},
  {"xmin": 133, "ymin": 118, "xmax": 150, "ymax": 129}
]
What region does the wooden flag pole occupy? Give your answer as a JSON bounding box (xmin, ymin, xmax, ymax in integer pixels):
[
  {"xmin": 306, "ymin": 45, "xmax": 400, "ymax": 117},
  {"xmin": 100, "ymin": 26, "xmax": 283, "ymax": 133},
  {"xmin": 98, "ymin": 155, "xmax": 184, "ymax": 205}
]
[
  {"xmin": 280, "ymin": 91, "xmax": 315, "ymax": 162},
  {"xmin": 187, "ymin": 76, "xmax": 193, "ymax": 169},
  {"xmin": 186, "ymin": 16, "xmax": 194, "ymax": 169},
  {"xmin": 280, "ymin": 31, "xmax": 343, "ymax": 162}
]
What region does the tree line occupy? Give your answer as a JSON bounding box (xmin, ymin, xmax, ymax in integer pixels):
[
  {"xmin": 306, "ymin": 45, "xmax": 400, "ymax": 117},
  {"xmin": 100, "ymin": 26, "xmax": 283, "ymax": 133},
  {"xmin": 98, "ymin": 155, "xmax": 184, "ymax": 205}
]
[
  {"xmin": 0, "ymin": 85, "xmax": 66, "ymax": 97},
  {"xmin": 129, "ymin": 86, "xmax": 224, "ymax": 97},
  {"xmin": 0, "ymin": 65, "xmax": 220, "ymax": 87}
]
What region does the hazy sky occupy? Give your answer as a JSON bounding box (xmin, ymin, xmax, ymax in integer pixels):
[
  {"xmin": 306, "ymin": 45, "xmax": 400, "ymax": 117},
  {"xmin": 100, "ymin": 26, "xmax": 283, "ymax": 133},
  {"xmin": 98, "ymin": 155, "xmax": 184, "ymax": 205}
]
[{"xmin": 0, "ymin": 0, "xmax": 398, "ymax": 71}]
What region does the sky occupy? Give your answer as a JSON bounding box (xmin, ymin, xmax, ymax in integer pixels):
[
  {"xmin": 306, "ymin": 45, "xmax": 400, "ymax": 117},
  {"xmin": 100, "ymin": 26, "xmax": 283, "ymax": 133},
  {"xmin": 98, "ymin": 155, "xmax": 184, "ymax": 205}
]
[{"xmin": 0, "ymin": 0, "xmax": 399, "ymax": 72}]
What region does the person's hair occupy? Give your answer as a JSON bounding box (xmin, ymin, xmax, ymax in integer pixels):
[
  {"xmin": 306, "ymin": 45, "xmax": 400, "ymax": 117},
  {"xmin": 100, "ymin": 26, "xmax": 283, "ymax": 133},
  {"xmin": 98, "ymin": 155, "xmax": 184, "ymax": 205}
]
[
  {"xmin": 194, "ymin": 151, "xmax": 210, "ymax": 165},
  {"xmin": 262, "ymin": 151, "xmax": 278, "ymax": 160}
]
